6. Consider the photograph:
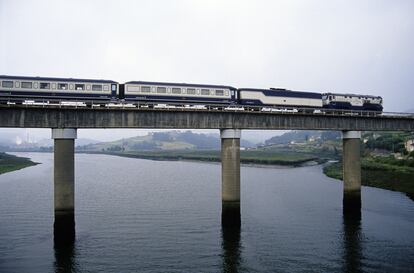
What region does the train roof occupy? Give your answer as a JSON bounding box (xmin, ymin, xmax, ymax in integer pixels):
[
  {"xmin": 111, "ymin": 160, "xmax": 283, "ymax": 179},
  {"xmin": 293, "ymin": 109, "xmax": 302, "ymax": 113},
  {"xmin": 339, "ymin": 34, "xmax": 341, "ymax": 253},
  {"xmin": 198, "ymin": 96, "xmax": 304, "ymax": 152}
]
[
  {"xmin": 0, "ymin": 75, "xmax": 118, "ymax": 84},
  {"xmin": 323, "ymin": 92, "xmax": 382, "ymax": 99},
  {"xmin": 239, "ymin": 88, "xmax": 322, "ymax": 99},
  {"xmin": 125, "ymin": 81, "xmax": 237, "ymax": 89}
]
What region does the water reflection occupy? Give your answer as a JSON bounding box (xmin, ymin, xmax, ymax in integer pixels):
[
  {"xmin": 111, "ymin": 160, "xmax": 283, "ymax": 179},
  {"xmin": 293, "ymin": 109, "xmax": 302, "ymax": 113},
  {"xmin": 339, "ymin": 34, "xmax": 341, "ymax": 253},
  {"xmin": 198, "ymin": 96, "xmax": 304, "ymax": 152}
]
[
  {"xmin": 342, "ymin": 194, "xmax": 362, "ymax": 273},
  {"xmin": 343, "ymin": 193, "xmax": 361, "ymax": 216},
  {"xmin": 54, "ymin": 213, "xmax": 77, "ymax": 273},
  {"xmin": 221, "ymin": 202, "xmax": 241, "ymax": 227},
  {"xmin": 221, "ymin": 203, "xmax": 241, "ymax": 273}
]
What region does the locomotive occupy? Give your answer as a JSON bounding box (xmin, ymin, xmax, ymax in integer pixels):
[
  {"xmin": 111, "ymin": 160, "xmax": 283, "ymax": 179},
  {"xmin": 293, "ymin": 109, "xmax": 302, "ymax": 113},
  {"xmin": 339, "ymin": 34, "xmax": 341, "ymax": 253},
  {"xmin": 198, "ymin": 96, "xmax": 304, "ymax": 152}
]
[{"xmin": 0, "ymin": 75, "xmax": 383, "ymax": 112}]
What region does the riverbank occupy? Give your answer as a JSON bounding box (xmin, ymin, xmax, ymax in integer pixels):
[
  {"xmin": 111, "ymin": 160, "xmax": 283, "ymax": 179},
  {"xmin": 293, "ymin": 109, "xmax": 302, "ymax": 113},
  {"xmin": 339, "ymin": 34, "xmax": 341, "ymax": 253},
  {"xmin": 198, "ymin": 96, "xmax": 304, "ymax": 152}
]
[
  {"xmin": 81, "ymin": 150, "xmax": 321, "ymax": 167},
  {"xmin": 324, "ymin": 158, "xmax": 414, "ymax": 201},
  {"xmin": 0, "ymin": 152, "xmax": 39, "ymax": 175}
]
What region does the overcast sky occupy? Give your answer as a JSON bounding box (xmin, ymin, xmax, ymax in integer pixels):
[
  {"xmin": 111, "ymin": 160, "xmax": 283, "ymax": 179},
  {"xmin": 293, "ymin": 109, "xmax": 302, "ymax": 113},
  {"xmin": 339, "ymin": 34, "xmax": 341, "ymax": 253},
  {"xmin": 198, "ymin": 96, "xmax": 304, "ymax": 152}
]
[{"xmin": 1, "ymin": 0, "xmax": 413, "ymax": 142}]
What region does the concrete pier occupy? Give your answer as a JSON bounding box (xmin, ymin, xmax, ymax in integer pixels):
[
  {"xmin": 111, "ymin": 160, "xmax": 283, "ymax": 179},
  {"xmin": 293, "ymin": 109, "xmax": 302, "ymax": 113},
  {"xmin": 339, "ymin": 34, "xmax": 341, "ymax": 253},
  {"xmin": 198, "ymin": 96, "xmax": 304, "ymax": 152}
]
[
  {"xmin": 342, "ymin": 131, "xmax": 362, "ymax": 212},
  {"xmin": 221, "ymin": 129, "xmax": 241, "ymax": 226},
  {"xmin": 52, "ymin": 128, "xmax": 77, "ymax": 217}
]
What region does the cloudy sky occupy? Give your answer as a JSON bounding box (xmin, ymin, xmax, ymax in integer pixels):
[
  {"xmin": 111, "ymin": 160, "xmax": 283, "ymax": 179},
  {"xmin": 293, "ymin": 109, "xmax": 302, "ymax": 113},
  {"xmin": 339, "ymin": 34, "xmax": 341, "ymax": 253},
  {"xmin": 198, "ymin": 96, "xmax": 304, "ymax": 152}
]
[{"xmin": 1, "ymin": 0, "xmax": 413, "ymax": 142}]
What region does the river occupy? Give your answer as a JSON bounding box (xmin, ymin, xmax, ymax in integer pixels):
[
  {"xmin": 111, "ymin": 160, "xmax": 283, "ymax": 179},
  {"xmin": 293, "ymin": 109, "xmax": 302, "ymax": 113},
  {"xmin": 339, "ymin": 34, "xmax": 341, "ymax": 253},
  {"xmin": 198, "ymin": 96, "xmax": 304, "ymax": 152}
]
[{"xmin": 0, "ymin": 153, "xmax": 413, "ymax": 273}]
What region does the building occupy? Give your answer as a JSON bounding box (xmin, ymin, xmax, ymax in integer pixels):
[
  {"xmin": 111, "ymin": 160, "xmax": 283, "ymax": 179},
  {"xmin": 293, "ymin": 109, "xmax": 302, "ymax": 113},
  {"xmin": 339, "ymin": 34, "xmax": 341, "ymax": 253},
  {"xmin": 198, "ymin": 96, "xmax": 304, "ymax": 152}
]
[{"xmin": 405, "ymin": 139, "xmax": 414, "ymax": 152}]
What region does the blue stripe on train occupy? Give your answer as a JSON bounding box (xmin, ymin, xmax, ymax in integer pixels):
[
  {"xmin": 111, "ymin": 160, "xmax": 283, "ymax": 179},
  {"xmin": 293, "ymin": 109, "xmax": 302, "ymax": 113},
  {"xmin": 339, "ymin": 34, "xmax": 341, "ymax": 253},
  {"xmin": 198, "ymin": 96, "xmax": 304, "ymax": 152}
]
[
  {"xmin": 123, "ymin": 94, "xmax": 233, "ymax": 104},
  {"xmin": 125, "ymin": 81, "xmax": 236, "ymax": 90},
  {"xmin": 239, "ymin": 89, "xmax": 322, "ymax": 99},
  {"xmin": 238, "ymin": 99, "xmax": 321, "ymax": 108},
  {"xmin": 323, "ymin": 102, "xmax": 383, "ymax": 111},
  {"xmin": 0, "ymin": 90, "xmax": 113, "ymax": 101},
  {"xmin": 0, "ymin": 75, "xmax": 117, "ymax": 84}
]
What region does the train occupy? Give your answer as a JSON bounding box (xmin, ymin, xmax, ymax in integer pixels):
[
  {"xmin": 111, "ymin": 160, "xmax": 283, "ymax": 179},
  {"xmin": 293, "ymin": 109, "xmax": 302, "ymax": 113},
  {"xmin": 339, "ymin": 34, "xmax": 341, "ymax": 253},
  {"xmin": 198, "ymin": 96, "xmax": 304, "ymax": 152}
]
[{"xmin": 0, "ymin": 75, "xmax": 383, "ymax": 112}]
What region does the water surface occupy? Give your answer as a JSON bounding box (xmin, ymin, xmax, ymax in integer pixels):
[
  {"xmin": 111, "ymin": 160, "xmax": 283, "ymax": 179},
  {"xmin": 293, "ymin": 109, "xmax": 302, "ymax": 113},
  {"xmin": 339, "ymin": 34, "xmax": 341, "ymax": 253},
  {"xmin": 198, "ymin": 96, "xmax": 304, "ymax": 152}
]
[{"xmin": 0, "ymin": 153, "xmax": 413, "ymax": 272}]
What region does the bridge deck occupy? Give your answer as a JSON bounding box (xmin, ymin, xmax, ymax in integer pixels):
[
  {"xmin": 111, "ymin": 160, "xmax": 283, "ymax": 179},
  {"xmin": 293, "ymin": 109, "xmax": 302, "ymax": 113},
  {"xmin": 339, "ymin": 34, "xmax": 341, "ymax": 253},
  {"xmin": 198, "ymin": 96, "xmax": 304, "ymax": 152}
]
[{"xmin": 0, "ymin": 105, "xmax": 413, "ymax": 131}]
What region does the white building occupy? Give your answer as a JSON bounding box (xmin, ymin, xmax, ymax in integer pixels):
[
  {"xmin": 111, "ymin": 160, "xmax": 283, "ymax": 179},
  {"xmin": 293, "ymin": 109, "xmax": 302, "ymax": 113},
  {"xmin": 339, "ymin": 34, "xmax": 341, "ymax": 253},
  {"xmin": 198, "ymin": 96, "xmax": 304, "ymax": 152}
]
[{"xmin": 405, "ymin": 139, "xmax": 414, "ymax": 152}]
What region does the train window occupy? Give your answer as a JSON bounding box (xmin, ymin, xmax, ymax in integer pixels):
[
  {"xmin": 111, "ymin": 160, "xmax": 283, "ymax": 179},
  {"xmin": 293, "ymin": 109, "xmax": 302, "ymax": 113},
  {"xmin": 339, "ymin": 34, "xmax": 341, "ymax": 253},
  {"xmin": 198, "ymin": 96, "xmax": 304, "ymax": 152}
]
[
  {"xmin": 2, "ymin": 81, "xmax": 13, "ymax": 88},
  {"xmin": 156, "ymin": 87, "xmax": 167, "ymax": 93},
  {"xmin": 141, "ymin": 86, "xmax": 151, "ymax": 93},
  {"xmin": 172, "ymin": 88, "xmax": 181, "ymax": 94},
  {"xmin": 225, "ymin": 91, "xmax": 229, "ymax": 96},
  {"xmin": 21, "ymin": 82, "xmax": 33, "ymax": 89},
  {"xmin": 69, "ymin": 84, "xmax": 74, "ymax": 90},
  {"xmin": 92, "ymin": 84, "xmax": 103, "ymax": 91},
  {"xmin": 103, "ymin": 85, "xmax": 109, "ymax": 91},
  {"xmin": 52, "ymin": 83, "xmax": 57, "ymax": 89},
  {"xmin": 58, "ymin": 83, "xmax": 68, "ymax": 90},
  {"xmin": 111, "ymin": 85, "xmax": 116, "ymax": 91},
  {"xmin": 201, "ymin": 89, "xmax": 210, "ymax": 96},
  {"xmin": 34, "ymin": 82, "xmax": 38, "ymax": 88},
  {"xmin": 329, "ymin": 96, "xmax": 332, "ymax": 100},
  {"xmin": 86, "ymin": 85, "xmax": 91, "ymax": 90},
  {"xmin": 75, "ymin": 84, "xmax": 85, "ymax": 90},
  {"xmin": 215, "ymin": 89, "xmax": 224, "ymax": 96},
  {"xmin": 15, "ymin": 82, "xmax": 20, "ymax": 88},
  {"xmin": 126, "ymin": 85, "xmax": 139, "ymax": 92},
  {"xmin": 187, "ymin": 88, "xmax": 196, "ymax": 95},
  {"xmin": 40, "ymin": 82, "xmax": 50, "ymax": 89}
]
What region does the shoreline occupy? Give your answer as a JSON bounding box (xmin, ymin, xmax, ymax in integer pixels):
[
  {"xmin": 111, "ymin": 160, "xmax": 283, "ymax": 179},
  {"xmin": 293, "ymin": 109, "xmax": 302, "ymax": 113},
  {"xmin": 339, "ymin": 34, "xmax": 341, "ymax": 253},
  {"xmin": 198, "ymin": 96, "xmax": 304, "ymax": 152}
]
[
  {"xmin": 78, "ymin": 151, "xmax": 322, "ymax": 168},
  {"xmin": 0, "ymin": 152, "xmax": 39, "ymax": 175},
  {"xmin": 323, "ymin": 161, "xmax": 414, "ymax": 201}
]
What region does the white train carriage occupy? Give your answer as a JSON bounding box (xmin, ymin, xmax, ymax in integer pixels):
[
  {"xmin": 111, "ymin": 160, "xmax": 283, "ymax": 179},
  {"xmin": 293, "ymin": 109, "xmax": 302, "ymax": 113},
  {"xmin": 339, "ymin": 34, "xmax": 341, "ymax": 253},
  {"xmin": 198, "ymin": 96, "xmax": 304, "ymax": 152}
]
[
  {"xmin": 122, "ymin": 81, "xmax": 237, "ymax": 105},
  {"xmin": 238, "ymin": 88, "xmax": 323, "ymax": 108},
  {"xmin": 322, "ymin": 93, "xmax": 383, "ymax": 111},
  {"xmin": 0, "ymin": 75, "xmax": 118, "ymax": 104}
]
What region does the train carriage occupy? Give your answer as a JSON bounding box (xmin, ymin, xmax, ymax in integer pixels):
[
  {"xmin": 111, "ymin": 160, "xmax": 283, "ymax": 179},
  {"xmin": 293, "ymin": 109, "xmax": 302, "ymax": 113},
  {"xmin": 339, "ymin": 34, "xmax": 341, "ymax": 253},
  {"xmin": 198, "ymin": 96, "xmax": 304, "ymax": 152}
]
[
  {"xmin": 122, "ymin": 81, "xmax": 237, "ymax": 106},
  {"xmin": 0, "ymin": 75, "xmax": 118, "ymax": 104},
  {"xmin": 237, "ymin": 88, "xmax": 323, "ymax": 108}
]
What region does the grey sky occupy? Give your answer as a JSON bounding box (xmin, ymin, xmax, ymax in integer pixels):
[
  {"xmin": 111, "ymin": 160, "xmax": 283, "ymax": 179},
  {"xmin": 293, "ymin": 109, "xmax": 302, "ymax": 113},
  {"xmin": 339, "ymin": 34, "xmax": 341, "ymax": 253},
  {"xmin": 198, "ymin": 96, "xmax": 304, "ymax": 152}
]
[{"xmin": 1, "ymin": 0, "xmax": 413, "ymax": 142}]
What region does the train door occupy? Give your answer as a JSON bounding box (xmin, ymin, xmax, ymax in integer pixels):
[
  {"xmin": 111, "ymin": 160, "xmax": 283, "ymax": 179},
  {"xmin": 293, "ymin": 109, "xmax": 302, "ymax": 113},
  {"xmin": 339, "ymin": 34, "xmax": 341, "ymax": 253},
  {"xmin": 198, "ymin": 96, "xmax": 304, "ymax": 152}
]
[{"xmin": 111, "ymin": 84, "xmax": 117, "ymax": 99}]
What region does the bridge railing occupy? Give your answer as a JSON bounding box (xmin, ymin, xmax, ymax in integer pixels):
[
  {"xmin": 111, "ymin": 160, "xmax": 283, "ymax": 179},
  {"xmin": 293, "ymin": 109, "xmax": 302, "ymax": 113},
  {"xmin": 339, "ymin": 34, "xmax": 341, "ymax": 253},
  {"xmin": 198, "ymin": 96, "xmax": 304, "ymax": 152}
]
[{"xmin": 1, "ymin": 99, "xmax": 413, "ymax": 119}]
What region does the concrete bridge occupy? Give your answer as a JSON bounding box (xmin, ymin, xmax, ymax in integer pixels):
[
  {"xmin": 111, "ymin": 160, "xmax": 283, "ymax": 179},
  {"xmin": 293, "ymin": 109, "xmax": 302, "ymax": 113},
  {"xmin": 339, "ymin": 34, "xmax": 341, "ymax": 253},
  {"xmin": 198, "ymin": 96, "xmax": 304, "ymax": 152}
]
[{"xmin": 1, "ymin": 104, "xmax": 414, "ymax": 227}]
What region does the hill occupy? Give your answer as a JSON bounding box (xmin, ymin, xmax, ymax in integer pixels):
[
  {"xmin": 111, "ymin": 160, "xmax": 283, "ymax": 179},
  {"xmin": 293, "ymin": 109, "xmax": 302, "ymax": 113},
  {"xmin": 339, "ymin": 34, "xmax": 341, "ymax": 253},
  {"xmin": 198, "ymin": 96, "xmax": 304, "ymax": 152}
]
[
  {"xmin": 264, "ymin": 130, "xmax": 341, "ymax": 145},
  {"xmin": 77, "ymin": 131, "xmax": 255, "ymax": 152}
]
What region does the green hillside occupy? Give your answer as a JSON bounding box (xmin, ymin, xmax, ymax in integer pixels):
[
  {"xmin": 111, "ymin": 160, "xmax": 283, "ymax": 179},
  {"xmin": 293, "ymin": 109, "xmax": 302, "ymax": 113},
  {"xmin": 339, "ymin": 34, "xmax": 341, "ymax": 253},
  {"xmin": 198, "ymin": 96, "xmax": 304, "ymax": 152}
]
[
  {"xmin": 0, "ymin": 153, "xmax": 39, "ymax": 175},
  {"xmin": 77, "ymin": 131, "xmax": 254, "ymax": 152}
]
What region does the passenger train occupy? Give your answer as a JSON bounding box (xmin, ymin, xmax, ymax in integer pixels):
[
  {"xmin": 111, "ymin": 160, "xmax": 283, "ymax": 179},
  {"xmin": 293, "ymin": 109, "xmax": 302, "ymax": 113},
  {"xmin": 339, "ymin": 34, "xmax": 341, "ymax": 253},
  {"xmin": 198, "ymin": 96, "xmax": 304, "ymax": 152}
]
[{"xmin": 0, "ymin": 75, "xmax": 383, "ymax": 112}]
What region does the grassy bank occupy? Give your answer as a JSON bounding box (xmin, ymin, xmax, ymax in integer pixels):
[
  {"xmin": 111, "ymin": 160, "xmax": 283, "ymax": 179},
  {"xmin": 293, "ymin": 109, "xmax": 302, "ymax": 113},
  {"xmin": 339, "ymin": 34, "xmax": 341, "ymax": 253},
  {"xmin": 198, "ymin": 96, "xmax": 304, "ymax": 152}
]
[
  {"xmin": 323, "ymin": 158, "xmax": 414, "ymax": 200},
  {"xmin": 0, "ymin": 152, "xmax": 39, "ymax": 175},
  {"xmin": 83, "ymin": 150, "xmax": 319, "ymax": 167}
]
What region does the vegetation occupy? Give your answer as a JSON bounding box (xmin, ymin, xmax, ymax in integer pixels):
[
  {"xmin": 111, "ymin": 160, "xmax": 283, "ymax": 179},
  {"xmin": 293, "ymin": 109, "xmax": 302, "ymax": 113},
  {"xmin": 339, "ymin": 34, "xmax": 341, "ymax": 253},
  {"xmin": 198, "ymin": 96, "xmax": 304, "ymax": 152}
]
[
  {"xmin": 363, "ymin": 132, "xmax": 413, "ymax": 154},
  {"xmin": 324, "ymin": 158, "xmax": 414, "ymax": 200},
  {"xmin": 85, "ymin": 149, "xmax": 319, "ymax": 166},
  {"xmin": 0, "ymin": 152, "xmax": 39, "ymax": 175}
]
